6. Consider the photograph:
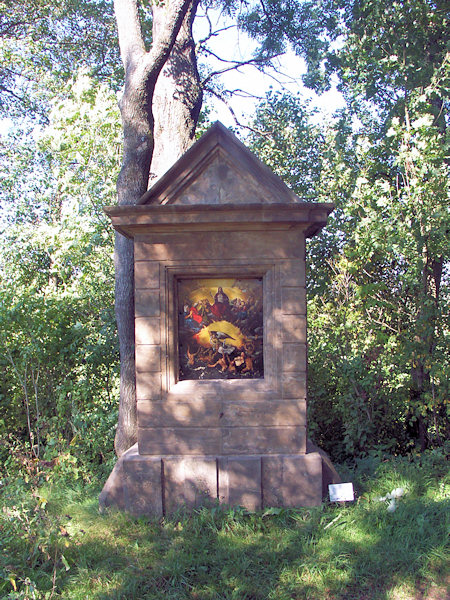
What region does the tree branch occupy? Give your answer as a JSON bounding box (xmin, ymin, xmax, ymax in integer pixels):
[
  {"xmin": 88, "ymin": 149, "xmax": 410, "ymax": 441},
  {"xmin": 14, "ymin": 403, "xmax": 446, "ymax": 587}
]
[
  {"xmin": 201, "ymin": 50, "xmax": 282, "ymax": 85},
  {"xmin": 195, "ymin": 9, "xmax": 235, "ymax": 47},
  {"xmin": 113, "ymin": 0, "xmax": 146, "ymax": 70},
  {"xmin": 258, "ymin": 0, "xmax": 274, "ymax": 28},
  {"xmin": 204, "ymin": 85, "xmax": 272, "ymax": 140},
  {"xmin": 142, "ymin": 0, "xmax": 196, "ymax": 81}
]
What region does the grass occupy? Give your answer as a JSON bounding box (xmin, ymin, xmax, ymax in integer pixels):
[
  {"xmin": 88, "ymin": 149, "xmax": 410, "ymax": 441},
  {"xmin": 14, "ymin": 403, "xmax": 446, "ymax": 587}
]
[{"xmin": 0, "ymin": 450, "xmax": 448, "ymax": 600}]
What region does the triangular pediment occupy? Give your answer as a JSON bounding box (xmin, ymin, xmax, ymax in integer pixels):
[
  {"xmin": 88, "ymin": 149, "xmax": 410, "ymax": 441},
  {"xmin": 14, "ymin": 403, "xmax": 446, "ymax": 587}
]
[{"xmin": 138, "ymin": 122, "xmax": 304, "ymax": 206}]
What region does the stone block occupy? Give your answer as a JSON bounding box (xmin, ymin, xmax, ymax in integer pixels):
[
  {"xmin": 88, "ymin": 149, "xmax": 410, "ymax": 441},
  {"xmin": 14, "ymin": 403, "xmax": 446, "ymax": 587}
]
[
  {"xmin": 221, "ymin": 400, "xmax": 306, "ymax": 427},
  {"xmin": 135, "ymin": 345, "xmax": 161, "ymax": 373},
  {"xmin": 135, "ymin": 238, "xmax": 167, "ymax": 261},
  {"xmin": 135, "ymin": 289, "xmax": 160, "ymax": 317},
  {"xmin": 137, "ymin": 399, "xmax": 222, "ymax": 428},
  {"xmin": 282, "ymin": 372, "xmax": 307, "ymax": 398},
  {"xmin": 280, "ymin": 259, "xmax": 305, "ymax": 287},
  {"xmin": 136, "ymin": 230, "xmax": 304, "ymax": 262},
  {"xmin": 135, "ymin": 317, "xmax": 161, "ymax": 345},
  {"xmin": 279, "ymin": 315, "xmax": 307, "ymax": 343},
  {"xmin": 282, "ymin": 343, "xmax": 307, "ymax": 372},
  {"xmin": 282, "ymin": 287, "xmax": 306, "ymax": 315},
  {"xmin": 134, "ymin": 261, "xmax": 160, "ymax": 289},
  {"xmin": 219, "ymin": 456, "xmax": 262, "ymax": 511},
  {"xmin": 136, "ymin": 372, "xmax": 161, "ymax": 400},
  {"xmin": 223, "ymin": 426, "xmax": 306, "ymax": 455},
  {"xmin": 306, "ymin": 439, "xmax": 342, "ymax": 497},
  {"xmin": 99, "ymin": 448, "xmax": 129, "ymax": 511},
  {"xmin": 123, "ymin": 453, "xmax": 163, "ymax": 516},
  {"xmin": 163, "ymin": 457, "xmax": 218, "ymax": 513},
  {"xmin": 138, "ymin": 427, "xmax": 222, "ymax": 455},
  {"xmin": 262, "ymin": 453, "xmax": 322, "ymax": 507}
]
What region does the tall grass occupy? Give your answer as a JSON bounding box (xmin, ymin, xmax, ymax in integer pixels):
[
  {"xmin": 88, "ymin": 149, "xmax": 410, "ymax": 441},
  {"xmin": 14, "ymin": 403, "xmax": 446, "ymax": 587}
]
[{"xmin": 1, "ymin": 449, "xmax": 448, "ymax": 599}]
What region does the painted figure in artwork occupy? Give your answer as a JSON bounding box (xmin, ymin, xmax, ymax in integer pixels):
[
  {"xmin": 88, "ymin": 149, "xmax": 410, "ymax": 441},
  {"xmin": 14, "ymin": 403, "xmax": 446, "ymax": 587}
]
[
  {"xmin": 183, "ymin": 300, "xmax": 203, "ymax": 332},
  {"xmin": 211, "ymin": 286, "xmax": 231, "ymax": 320}
]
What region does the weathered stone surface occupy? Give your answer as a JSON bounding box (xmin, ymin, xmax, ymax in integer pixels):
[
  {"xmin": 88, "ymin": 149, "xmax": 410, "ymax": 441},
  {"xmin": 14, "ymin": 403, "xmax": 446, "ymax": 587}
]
[
  {"xmin": 136, "ymin": 372, "xmax": 161, "ymax": 400},
  {"xmin": 100, "ymin": 449, "xmax": 324, "ymax": 515},
  {"xmin": 137, "ymin": 399, "xmax": 222, "ymax": 428},
  {"xmin": 100, "ymin": 123, "xmax": 336, "ymax": 515},
  {"xmin": 163, "ymin": 457, "xmax": 217, "ymax": 513},
  {"xmin": 280, "ymin": 259, "xmax": 306, "ymax": 287},
  {"xmin": 135, "ymin": 289, "xmax": 160, "ymax": 318},
  {"xmin": 282, "ymin": 287, "xmax": 306, "ymax": 315},
  {"xmin": 99, "ymin": 445, "xmax": 133, "ymax": 511},
  {"xmin": 123, "ymin": 453, "xmax": 163, "ymax": 516},
  {"xmin": 279, "ymin": 315, "xmax": 307, "ymax": 343},
  {"xmin": 223, "ymin": 426, "xmax": 306, "ymax": 455},
  {"xmin": 135, "ymin": 261, "xmax": 160, "ymax": 289},
  {"xmin": 165, "ymin": 381, "xmax": 269, "ymax": 404},
  {"xmin": 262, "ymin": 453, "xmax": 322, "ymax": 507},
  {"xmin": 135, "ymin": 230, "xmax": 304, "ymax": 262},
  {"xmin": 219, "ymin": 456, "xmax": 262, "ymax": 510},
  {"xmin": 135, "ymin": 345, "xmax": 161, "ymax": 373},
  {"xmin": 282, "ymin": 343, "xmax": 307, "ymax": 372},
  {"xmin": 138, "ymin": 427, "xmax": 221, "ymax": 455},
  {"xmin": 307, "ymin": 439, "xmax": 342, "ymax": 497},
  {"xmin": 282, "ymin": 372, "xmax": 307, "ymax": 399},
  {"xmin": 221, "ymin": 400, "xmax": 306, "ymax": 427},
  {"xmin": 167, "ymin": 154, "xmax": 280, "ymax": 206},
  {"xmin": 135, "ymin": 317, "xmax": 161, "ymax": 345}
]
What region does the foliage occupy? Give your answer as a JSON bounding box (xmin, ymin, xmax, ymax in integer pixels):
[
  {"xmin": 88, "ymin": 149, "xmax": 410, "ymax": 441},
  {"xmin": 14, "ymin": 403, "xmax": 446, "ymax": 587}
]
[
  {"xmin": 247, "ymin": 2, "xmax": 449, "ymax": 460},
  {"xmin": 0, "ymin": 0, "xmax": 121, "ymax": 120},
  {"xmin": 238, "ymin": 0, "xmax": 449, "ymax": 108},
  {"xmin": 0, "ymin": 74, "xmax": 121, "ymax": 469},
  {"xmin": 0, "ymin": 450, "xmax": 448, "ymax": 599},
  {"xmin": 306, "ymin": 53, "xmax": 449, "ymax": 459},
  {"xmin": 248, "ymin": 91, "xmax": 324, "ymax": 200},
  {"xmin": 328, "ymin": 0, "xmax": 449, "ymax": 119}
]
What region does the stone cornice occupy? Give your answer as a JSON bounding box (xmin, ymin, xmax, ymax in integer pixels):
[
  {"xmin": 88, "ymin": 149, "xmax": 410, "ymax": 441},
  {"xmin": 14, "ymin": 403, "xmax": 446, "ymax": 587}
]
[{"xmin": 104, "ymin": 202, "xmax": 334, "ymax": 239}]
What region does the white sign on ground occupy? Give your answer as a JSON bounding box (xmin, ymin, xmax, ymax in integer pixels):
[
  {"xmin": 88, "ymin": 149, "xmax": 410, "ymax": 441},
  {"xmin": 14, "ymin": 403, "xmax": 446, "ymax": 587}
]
[{"xmin": 329, "ymin": 482, "xmax": 354, "ymax": 502}]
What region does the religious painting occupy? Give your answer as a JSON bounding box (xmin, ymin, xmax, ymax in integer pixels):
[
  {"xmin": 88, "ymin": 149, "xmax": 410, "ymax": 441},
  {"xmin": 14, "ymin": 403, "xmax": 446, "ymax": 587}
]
[{"xmin": 177, "ymin": 278, "xmax": 264, "ymax": 380}]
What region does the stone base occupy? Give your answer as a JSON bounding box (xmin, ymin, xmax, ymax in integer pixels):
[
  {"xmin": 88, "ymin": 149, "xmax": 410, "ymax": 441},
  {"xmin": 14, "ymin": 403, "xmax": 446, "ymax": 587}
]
[{"xmin": 99, "ymin": 445, "xmax": 336, "ymax": 516}]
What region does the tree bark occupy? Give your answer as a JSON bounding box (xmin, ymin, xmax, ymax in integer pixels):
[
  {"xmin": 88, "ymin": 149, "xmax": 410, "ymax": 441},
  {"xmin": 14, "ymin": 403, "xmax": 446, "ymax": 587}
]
[
  {"xmin": 113, "ymin": 0, "xmax": 197, "ymax": 456},
  {"xmin": 151, "ymin": 0, "xmax": 202, "ymax": 181},
  {"xmin": 410, "ymin": 251, "xmax": 444, "ymax": 451}
]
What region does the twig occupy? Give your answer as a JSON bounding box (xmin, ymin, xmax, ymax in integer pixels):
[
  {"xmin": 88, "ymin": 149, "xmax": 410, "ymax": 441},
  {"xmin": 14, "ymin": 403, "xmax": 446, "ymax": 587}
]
[
  {"xmin": 201, "ymin": 51, "xmax": 281, "ymax": 85},
  {"xmin": 203, "ymin": 86, "xmax": 272, "ymax": 140}
]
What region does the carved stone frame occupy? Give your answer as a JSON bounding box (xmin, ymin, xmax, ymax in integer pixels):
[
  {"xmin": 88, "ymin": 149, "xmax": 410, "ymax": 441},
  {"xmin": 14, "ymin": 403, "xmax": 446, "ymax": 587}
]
[{"xmin": 165, "ymin": 262, "xmax": 275, "ymax": 395}]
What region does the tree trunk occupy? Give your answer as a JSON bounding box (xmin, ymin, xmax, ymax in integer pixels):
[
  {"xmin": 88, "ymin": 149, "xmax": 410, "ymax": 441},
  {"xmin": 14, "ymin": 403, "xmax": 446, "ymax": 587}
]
[
  {"xmin": 410, "ymin": 247, "xmax": 443, "ymax": 451},
  {"xmin": 113, "ymin": 233, "xmax": 136, "ymax": 456},
  {"xmin": 113, "ymin": 0, "xmax": 201, "ymax": 456},
  {"xmin": 151, "ymin": 0, "xmax": 202, "ymax": 181}
]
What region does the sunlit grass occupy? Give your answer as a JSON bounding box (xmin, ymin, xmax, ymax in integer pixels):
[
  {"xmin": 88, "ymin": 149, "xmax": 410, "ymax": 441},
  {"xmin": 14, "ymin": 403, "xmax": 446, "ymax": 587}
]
[{"xmin": 1, "ymin": 451, "xmax": 448, "ymax": 599}]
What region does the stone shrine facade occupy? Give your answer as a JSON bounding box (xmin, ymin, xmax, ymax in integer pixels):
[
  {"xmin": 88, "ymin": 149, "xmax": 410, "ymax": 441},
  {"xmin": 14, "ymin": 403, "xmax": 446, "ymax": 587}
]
[{"xmin": 100, "ymin": 122, "xmax": 335, "ymax": 515}]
